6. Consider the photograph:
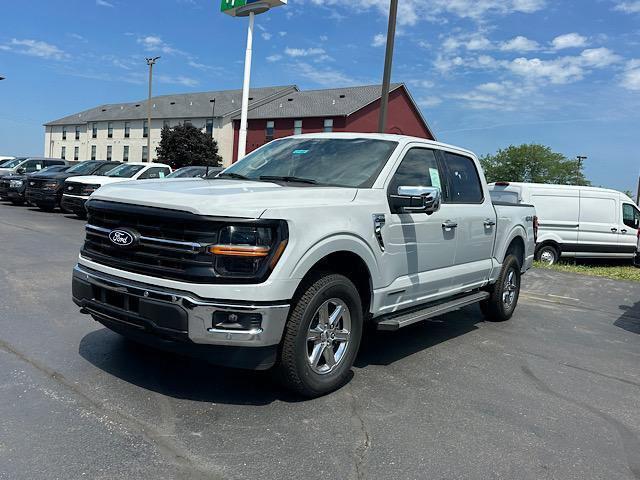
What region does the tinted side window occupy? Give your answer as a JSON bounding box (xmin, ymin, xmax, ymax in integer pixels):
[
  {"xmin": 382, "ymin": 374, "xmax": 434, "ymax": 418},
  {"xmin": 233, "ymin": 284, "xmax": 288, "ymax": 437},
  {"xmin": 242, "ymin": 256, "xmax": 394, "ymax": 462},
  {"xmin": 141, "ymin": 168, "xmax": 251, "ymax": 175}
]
[
  {"xmin": 623, "ymin": 204, "xmax": 640, "ymax": 229},
  {"xmin": 24, "ymin": 160, "xmax": 44, "ymax": 173},
  {"xmin": 139, "ymin": 167, "xmax": 168, "ymax": 179},
  {"xmin": 444, "ymin": 152, "xmax": 483, "ymax": 203},
  {"xmin": 388, "ymin": 148, "xmax": 442, "ymax": 195},
  {"xmin": 94, "ymin": 163, "xmax": 118, "ymax": 175}
]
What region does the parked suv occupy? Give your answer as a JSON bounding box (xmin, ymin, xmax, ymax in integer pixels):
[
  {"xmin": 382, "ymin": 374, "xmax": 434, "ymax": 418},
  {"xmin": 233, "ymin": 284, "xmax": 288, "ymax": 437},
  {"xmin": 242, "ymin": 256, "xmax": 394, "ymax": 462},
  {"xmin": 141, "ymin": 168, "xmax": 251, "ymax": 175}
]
[
  {"xmin": 3, "ymin": 164, "xmax": 73, "ymax": 205},
  {"xmin": 0, "ymin": 157, "xmax": 65, "ymax": 178},
  {"xmin": 71, "ymin": 134, "xmax": 536, "ymax": 397},
  {"xmin": 27, "ymin": 160, "xmax": 121, "ymax": 211},
  {"xmin": 61, "ymin": 162, "xmax": 171, "ymax": 217}
]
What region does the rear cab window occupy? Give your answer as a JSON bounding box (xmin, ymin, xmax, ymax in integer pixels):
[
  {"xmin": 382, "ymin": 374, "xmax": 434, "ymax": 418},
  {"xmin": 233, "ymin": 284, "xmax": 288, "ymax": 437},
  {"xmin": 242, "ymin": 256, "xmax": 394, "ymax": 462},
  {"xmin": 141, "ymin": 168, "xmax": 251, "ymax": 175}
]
[{"xmin": 442, "ymin": 152, "xmax": 484, "ymax": 203}]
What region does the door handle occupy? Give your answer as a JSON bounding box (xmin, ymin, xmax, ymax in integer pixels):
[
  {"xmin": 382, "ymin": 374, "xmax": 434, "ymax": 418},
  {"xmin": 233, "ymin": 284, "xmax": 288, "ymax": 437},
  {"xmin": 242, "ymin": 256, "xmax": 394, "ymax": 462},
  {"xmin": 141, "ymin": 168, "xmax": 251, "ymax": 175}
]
[
  {"xmin": 484, "ymin": 219, "xmax": 496, "ymax": 227},
  {"xmin": 442, "ymin": 220, "xmax": 458, "ymax": 230},
  {"xmin": 611, "ymin": 228, "xmax": 618, "ymax": 232},
  {"xmin": 621, "ymin": 229, "xmax": 627, "ymax": 234}
]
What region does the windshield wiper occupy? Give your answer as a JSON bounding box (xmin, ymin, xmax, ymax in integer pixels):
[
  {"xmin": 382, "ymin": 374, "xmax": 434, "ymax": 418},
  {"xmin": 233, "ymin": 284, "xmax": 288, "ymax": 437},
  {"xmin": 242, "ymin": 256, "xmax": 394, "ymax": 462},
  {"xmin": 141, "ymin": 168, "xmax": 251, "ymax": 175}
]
[
  {"xmin": 217, "ymin": 172, "xmax": 249, "ymax": 180},
  {"xmin": 259, "ymin": 175, "xmax": 318, "ymax": 185}
]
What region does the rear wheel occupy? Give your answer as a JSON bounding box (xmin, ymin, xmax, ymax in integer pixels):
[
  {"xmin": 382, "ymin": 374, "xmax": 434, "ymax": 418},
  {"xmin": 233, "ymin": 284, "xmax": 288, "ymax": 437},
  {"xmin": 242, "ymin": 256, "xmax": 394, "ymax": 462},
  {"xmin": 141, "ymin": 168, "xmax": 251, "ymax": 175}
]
[
  {"xmin": 37, "ymin": 203, "xmax": 55, "ymax": 212},
  {"xmin": 10, "ymin": 199, "xmax": 25, "ymax": 206},
  {"xmin": 535, "ymin": 244, "xmax": 559, "ymax": 265},
  {"xmin": 481, "ymin": 254, "xmax": 521, "ymax": 322},
  {"xmin": 276, "ymin": 273, "xmax": 363, "ymax": 398}
]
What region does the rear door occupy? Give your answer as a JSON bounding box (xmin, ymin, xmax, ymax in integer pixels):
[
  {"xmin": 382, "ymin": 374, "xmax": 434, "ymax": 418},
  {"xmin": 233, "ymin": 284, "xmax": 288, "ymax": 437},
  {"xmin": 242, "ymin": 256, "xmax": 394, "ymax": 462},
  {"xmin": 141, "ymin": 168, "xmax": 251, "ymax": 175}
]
[
  {"xmin": 621, "ymin": 202, "xmax": 640, "ymax": 255},
  {"xmin": 441, "ymin": 151, "xmax": 495, "ymax": 289},
  {"xmin": 577, "ymin": 190, "xmax": 619, "ymax": 256}
]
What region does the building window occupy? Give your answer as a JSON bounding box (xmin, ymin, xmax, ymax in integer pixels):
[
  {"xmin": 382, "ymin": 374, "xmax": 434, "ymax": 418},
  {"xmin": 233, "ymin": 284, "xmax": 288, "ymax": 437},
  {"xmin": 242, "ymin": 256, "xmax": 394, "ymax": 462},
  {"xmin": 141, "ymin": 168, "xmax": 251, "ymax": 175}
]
[
  {"xmin": 107, "ymin": 145, "xmax": 112, "ymax": 161},
  {"xmin": 61, "ymin": 146, "xmax": 66, "ymax": 160},
  {"xmin": 143, "ymin": 120, "xmax": 149, "ymax": 138},
  {"xmin": 142, "ymin": 146, "xmax": 148, "ymax": 161},
  {"xmin": 124, "ymin": 121, "xmax": 130, "ymax": 138},
  {"xmin": 163, "ymin": 120, "xmax": 170, "ymax": 129},
  {"xmin": 91, "ymin": 145, "xmax": 96, "ymax": 160},
  {"xmin": 294, "ymin": 120, "xmax": 302, "ymax": 136},
  {"xmin": 62, "ymin": 127, "xmax": 67, "ymax": 140},
  {"xmin": 123, "ymin": 145, "xmax": 129, "ymax": 162},
  {"xmin": 75, "ymin": 126, "xmax": 80, "ymax": 140},
  {"xmin": 206, "ymin": 118, "xmax": 214, "ymax": 136},
  {"xmin": 74, "ymin": 146, "xmax": 79, "ymax": 161},
  {"xmin": 266, "ymin": 120, "xmax": 275, "ymax": 141},
  {"xmin": 323, "ymin": 118, "xmax": 333, "ymax": 133},
  {"xmin": 92, "ymin": 123, "xmax": 97, "ymax": 139},
  {"xmin": 108, "ymin": 122, "xmax": 113, "ymax": 138}
]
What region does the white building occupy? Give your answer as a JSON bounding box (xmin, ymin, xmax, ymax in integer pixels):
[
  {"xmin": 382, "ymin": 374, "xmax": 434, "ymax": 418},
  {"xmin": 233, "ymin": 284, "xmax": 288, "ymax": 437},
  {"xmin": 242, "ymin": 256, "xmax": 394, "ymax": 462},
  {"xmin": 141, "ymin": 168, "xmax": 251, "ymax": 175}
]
[{"xmin": 43, "ymin": 85, "xmax": 297, "ymax": 166}]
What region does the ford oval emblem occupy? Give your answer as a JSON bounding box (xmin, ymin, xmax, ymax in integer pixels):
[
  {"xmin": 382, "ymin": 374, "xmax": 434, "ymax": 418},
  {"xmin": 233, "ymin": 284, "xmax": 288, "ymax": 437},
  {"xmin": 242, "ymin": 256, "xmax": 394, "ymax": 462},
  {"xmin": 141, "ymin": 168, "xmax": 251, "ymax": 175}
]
[{"xmin": 109, "ymin": 229, "xmax": 137, "ymax": 247}]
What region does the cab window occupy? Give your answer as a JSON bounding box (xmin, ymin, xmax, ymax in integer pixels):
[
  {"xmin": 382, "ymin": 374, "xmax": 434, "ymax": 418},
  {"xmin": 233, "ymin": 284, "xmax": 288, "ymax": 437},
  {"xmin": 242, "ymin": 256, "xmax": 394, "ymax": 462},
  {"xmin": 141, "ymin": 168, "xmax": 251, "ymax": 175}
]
[
  {"xmin": 623, "ymin": 203, "xmax": 640, "ymax": 230},
  {"xmin": 139, "ymin": 167, "xmax": 169, "ymax": 179},
  {"xmin": 24, "ymin": 160, "xmax": 44, "ymax": 173},
  {"xmin": 443, "ymin": 152, "xmax": 484, "ymax": 204},
  {"xmin": 388, "ymin": 148, "xmax": 442, "ymax": 196}
]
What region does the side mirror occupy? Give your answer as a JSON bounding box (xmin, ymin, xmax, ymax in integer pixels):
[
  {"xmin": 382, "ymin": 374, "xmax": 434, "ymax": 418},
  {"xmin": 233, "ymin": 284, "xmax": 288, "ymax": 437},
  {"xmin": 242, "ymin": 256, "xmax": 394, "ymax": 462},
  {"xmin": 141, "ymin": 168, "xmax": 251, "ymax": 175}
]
[
  {"xmin": 396, "ymin": 186, "xmax": 441, "ymax": 215},
  {"xmin": 16, "ymin": 167, "xmax": 25, "ymax": 174}
]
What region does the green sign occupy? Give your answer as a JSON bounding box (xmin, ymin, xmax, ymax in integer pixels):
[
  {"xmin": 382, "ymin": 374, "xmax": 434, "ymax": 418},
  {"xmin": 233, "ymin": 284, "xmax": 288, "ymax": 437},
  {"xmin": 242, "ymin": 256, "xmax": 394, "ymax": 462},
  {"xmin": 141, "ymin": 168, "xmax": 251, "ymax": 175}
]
[
  {"xmin": 221, "ymin": 0, "xmax": 287, "ymax": 16},
  {"xmin": 221, "ymin": 0, "xmax": 246, "ymax": 12}
]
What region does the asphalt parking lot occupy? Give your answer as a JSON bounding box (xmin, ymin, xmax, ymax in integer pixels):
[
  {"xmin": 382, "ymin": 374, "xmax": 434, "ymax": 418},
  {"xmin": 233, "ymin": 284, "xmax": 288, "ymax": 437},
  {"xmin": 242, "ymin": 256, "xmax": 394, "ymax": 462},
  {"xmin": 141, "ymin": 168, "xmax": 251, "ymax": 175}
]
[{"xmin": 1, "ymin": 202, "xmax": 639, "ymax": 480}]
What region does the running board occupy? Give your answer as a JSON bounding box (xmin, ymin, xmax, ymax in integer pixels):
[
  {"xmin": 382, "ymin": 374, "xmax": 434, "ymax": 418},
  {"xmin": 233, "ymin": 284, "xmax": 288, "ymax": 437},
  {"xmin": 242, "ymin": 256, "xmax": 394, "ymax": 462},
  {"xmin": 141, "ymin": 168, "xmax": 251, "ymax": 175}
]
[{"xmin": 375, "ymin": 291, "xmax": 490, "ymax": 331}]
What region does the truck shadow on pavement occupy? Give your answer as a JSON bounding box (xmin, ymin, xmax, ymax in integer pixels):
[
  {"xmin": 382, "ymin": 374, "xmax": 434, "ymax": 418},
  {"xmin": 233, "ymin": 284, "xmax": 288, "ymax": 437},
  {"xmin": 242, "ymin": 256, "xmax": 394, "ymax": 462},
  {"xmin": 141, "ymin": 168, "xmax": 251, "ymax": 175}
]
[
  {"xmin": 614, "ymin": 299, "xmax": 640, "ymax": 334},
  {"xmin": 78, "ymin": 306, "xmax": 485, "ymax": 403}
]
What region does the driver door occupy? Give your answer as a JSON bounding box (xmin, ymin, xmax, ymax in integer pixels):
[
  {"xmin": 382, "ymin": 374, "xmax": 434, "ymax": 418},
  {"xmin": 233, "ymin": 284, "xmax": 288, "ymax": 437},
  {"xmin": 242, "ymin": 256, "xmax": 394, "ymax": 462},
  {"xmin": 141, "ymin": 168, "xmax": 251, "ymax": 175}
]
[
  {"xmin": 382, "ymin": 146, "xmax": 457, "ymax": 311},
  {"xmin": 621, "ymin": 203, "xmax": 640, "ymax": 255}
]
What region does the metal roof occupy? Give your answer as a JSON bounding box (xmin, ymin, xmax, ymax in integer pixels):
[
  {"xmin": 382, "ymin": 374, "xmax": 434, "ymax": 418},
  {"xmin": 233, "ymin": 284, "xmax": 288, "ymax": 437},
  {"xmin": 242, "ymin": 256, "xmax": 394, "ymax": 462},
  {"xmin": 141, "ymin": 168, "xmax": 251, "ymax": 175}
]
[
  {"xmin": 239, "ymin": 83, "xmax": 403, "ymax": 120},
  {"xmin": 44, "ymin": 85, "xmax": 298, "ymax": 126}
]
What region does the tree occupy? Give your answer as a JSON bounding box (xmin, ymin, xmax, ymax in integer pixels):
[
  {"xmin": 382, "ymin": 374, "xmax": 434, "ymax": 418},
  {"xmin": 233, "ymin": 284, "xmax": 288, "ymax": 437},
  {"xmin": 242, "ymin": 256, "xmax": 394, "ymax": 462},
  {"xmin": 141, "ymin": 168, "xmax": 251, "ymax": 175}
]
[
  {"xmin": 156, "ymin": 124, "xmax": 222, "ymax": 169},
  {"xmin": 480, "ymin": 144, "xmax": 590, "ymax": 185}
]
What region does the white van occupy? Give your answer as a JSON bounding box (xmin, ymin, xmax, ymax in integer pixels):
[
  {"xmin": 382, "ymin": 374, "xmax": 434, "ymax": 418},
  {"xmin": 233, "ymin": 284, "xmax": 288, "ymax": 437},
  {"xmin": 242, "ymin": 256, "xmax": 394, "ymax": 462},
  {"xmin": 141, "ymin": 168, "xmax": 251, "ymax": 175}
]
[{"xmin": 488, "ymin": 182, "xmax": 640, "ymax": 264}]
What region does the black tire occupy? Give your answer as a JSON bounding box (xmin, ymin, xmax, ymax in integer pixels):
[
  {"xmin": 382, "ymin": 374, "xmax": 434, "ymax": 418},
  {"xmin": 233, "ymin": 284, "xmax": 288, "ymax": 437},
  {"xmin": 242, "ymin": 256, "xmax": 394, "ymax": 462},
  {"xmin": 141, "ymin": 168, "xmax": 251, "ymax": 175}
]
[
  {"xmin": 10, "ymin": 199, "xmax": 25, "ymax": 206},
  {"xmin": 37, "ymin": 203, "xmax": 55, "ymax": 212},
  {"xmin": 481, "ymin": 255, "xmax": 521, "ymax": 322},
  {"xmin": 276, "ymin": 272, "xmax": 363, "ymax": 398},
  {"xmin": 75, "ymin": 211, "xmax": 87, "ymax": 219},
  {"xmin": 535, "ymin": 244, "xmax": 559, "ymax": 265}
]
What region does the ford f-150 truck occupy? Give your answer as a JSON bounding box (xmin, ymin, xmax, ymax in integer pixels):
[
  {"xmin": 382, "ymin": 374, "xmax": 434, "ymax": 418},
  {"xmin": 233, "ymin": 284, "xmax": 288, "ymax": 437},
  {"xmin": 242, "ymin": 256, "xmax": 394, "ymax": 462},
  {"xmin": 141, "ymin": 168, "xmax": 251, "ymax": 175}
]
[{"xmin": 71, "ymin": 133, "xmax": 536, "ymax": 397}]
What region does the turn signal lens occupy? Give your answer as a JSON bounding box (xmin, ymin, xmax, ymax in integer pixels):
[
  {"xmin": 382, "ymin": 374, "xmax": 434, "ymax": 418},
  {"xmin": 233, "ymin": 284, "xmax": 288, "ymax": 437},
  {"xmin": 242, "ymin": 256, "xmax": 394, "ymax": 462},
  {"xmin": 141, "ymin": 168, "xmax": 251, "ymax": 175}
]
[{"xmin": 209, "ymin": 245, "xmax": 270, "ymax": 257}]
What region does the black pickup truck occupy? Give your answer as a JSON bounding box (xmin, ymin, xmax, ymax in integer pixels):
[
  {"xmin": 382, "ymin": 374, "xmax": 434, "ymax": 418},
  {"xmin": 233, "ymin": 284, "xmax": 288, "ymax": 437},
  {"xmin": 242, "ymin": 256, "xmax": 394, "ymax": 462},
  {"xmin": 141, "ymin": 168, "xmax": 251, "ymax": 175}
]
[
  {"xmin": 26, "ymin": 160, "xmax": 120, "ymax": 211},
  {"xmin": 1, "ymin": 165, "xmax": 73, "ymax": 205}
]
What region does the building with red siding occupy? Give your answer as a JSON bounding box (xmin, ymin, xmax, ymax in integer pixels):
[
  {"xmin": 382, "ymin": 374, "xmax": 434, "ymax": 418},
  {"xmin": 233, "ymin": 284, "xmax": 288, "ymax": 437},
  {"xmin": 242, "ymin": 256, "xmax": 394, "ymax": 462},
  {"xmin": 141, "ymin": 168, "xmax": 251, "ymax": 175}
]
[{"xmin": 232, "ymin": 83, "xmax": 435, "ymax": 163}]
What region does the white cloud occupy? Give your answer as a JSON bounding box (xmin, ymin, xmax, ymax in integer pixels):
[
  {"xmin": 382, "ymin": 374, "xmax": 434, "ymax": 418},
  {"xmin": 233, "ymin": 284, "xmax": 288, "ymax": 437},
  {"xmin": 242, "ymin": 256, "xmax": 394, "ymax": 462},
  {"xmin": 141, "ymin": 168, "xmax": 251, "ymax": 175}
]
[
  {"xmin": 621, "ymin": 59, "xmax": 640, "ymax": 90},
  {"xmin": 372, "ymin": 34, "xmax": 386, "ymax": 47},
  {"xmin": 266, "ymin": 54, "xmax": 283, "ymax": 62},
  {"xmin": 284, "ymin": 47, "xmax": 326, "ymax": 57},
  {"xmin": 279, "ymin": 31, "xmax": 288, "ymax": 37},
  {"xmin": 551, "ymin": 32, "xmax": 588, "ymax": 50},
  {"xmin": 4, "ymin": 39, "xmax": 68, "ymax": 60},
  {"xmin": 156, "ymin": 74, "xmax": 199, "ymax": 87},
  {"xmin": 442, "ymin": 34, "xmax": 492, "ymax": 52},
  {"xmin": 419, "ymin": 96, "xmax": 442, "ymax": 107},
  {"xmin": 96, "ymin": 0, "xmax": 114, "ymax": 6},
  {"xmin": 319, "ymin": 35, "xmax": 328, "ymax": 41},
  {"xmin": 262, "ymin": 32, "xmax": 272, "ymax": 40},
  {"xmin": 614, "ymin": 1, "xmax": 640, "ymax": 13},
  {"xmin": 500, "ymin": 36, "xmax": 539, "ymax": 52},
  {"xmin": 293, "ymin": 62, "xmax": 356, "ymax": 86},
  {"xmin": 449, "ymin": 80, "xmax": 537, "ymax": 110},
  {"xmin": 137, "ymin": 35, "xmax": 183, "ymax": 55}
]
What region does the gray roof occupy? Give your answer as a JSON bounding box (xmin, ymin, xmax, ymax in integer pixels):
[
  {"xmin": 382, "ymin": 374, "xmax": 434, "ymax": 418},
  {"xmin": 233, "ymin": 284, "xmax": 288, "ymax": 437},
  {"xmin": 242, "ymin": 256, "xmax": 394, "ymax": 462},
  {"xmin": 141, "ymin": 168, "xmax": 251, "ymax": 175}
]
[
  {"xmin": 240, "ymin": 83, "xmax": 403, "ymax": 120},
  {"xmin": 44, "ymin": 85, "xmax": 298, "ymax": 126}
]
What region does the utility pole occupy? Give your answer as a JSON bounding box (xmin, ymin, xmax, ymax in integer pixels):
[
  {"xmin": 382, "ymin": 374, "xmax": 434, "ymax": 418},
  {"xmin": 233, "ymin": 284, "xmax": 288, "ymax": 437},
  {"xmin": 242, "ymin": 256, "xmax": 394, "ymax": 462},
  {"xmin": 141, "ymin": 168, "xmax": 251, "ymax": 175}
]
[
  {"xmin": 145, "ymin": 56, "xmax": 160, "ymax": 162},
  {"xmin": 576, "ymin": 155, "xmax": 587, "ymax": 185},
  {"xmin": 378, "ymin": 0, "xmax": 398, "ymax": 133},
  {"xmin": 636, "ymin": 174, "xmax": 640, "ymax": 205}
]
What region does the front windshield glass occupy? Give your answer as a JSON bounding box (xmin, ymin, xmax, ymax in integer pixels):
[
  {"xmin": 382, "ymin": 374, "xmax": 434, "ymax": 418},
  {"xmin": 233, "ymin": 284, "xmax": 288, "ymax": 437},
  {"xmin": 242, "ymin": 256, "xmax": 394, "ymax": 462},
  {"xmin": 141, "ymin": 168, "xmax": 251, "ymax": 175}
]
[
  {"xmin": 66, "ymin": 161, "xmax": 100, "ymax": 175},
  {"xmin": 223, "ymin": 138, "xmax": 399, "ymax": 188},
  {"xmin": 1, "ymin": 158, "xmax": 27, "ymax": 168},
  {"xmin": 107, "ymin": 164, "xmax": 145, "ymax": 178},
  {"xmin": 168, "ymin": 166, "xmax": 206, "ymax": 178}
]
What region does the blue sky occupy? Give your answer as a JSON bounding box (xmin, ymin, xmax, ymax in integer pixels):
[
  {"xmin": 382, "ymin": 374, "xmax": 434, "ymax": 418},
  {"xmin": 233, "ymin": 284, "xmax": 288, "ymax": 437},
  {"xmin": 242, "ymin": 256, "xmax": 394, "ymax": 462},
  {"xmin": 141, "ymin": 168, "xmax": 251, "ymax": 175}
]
[{"xmin": 1, "ymin": 0, "xmax": 639, "ymax": 193}]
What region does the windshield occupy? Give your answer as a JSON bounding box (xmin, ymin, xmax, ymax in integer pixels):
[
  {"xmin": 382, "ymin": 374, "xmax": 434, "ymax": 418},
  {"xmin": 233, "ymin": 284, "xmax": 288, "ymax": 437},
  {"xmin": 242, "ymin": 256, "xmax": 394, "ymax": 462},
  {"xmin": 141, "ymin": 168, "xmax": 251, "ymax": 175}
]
[
  {"xmin": 36, "ymin": 165, "xmax": 68, "ymax": 175},
  {"xmin": 0, "ymin": 157, "xmax": 27, "ymax": 168},
  {"xmin": 66, "ymin": 161, "xmax": 101, "ymax": 175},
  {"xmin": 168, "ymin": 166, "xmax": 207, "ymax": 178},
  {"xmin": 223, "ymin": 138, "xmax": 398, "ymax": 187},
  {"xmin": 107, "ymin": 164, "xmax": 145, "ymax": 178}
]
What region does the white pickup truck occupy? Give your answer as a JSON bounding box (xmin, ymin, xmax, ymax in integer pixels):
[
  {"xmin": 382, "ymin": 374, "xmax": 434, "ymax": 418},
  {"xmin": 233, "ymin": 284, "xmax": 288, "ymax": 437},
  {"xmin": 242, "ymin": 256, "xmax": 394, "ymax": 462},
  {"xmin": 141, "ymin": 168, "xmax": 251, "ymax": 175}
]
[{"xmin": 71, "ymin": 133, "xmax": 536, "ymax": 397}]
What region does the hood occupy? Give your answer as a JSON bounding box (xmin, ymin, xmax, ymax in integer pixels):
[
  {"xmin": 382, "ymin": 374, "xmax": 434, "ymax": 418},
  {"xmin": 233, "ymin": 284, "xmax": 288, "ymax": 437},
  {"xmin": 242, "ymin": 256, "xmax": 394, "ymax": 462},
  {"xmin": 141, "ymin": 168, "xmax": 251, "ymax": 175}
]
[
  {"xmin": 66, "ymin": 175, "xmax": 132, "ymax": 186},
  {"xmin": 0, "ymin": 168, "xmax": 15, "ymax": 176},
  {"xmin": 91, "ymin": 178, "xmax": 358, "ymax": 218}
]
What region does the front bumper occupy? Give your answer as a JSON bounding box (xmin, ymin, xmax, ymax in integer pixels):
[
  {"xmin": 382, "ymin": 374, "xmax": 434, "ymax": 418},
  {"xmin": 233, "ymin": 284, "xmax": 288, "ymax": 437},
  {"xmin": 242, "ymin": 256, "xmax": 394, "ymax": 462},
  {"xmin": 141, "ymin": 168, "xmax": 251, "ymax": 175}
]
[
  {"xmin": 7, "ymin": 188, "xmax": 26, "ymax": 201},
  {"xmin": 26, "ymin": 188, "xmax": 59, "ymax": 206},
  {"xmin": 72, "ymin": 264, "xmax": 290, "ymax": 369},
  {"xmin": 61, "ymin": 194, "xmax": 87, "ymax": 213}
]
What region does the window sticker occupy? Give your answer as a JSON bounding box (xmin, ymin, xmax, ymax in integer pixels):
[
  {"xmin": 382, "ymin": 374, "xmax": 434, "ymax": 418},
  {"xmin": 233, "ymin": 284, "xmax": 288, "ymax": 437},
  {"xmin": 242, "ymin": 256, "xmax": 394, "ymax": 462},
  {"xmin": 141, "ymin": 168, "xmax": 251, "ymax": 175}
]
[
  {"xmin": 429, "ymin": 167, "xmax": 441, "ymax": 189},
  {"xmin": 159, "ymin": 171, "xmax": 165, "ymax": 178},
  {"xmin": 293, "ymin": 149, "xmax": 309, "ymax": 155}
]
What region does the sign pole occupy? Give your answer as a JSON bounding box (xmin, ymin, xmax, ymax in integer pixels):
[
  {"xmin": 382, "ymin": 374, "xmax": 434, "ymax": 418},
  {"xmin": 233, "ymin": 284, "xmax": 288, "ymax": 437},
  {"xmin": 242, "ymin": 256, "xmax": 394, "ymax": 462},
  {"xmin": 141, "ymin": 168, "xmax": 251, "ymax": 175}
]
[{"xmin": 237, "ymin": 11, "xmax": 255, "ymax": 161}]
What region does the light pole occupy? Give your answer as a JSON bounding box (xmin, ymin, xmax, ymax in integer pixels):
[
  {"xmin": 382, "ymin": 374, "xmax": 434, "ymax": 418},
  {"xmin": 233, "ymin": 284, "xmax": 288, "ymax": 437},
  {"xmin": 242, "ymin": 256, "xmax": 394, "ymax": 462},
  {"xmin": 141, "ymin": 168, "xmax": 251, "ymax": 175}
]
[
  {"xmin": 221, "ymin": 0, "xmax": 287, "ymax": 160},
  {"xmin": 576, "ymin": 155, "xmax": 587, "ymax": 185},
  {"xmin": 145, "ymin": 56, "xmax": 160, "ymax": 162},
  {"xmin": 378, "ymin": 0, "xmax": 398, "ymax": 133}
]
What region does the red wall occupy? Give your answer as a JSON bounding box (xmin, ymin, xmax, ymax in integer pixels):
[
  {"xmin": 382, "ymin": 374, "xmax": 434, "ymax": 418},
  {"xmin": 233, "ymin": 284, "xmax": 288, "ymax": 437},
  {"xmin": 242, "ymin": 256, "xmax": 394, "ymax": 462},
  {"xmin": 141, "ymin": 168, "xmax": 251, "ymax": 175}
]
[{"xmin": 232, "ymin": 86, "xmax": 433, "ymax": 163}]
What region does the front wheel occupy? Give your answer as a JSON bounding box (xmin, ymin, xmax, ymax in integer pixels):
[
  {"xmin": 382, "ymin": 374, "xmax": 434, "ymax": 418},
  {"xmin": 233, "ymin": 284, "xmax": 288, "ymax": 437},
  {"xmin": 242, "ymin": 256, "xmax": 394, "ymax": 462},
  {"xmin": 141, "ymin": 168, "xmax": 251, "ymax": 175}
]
[
  {"xmin": 536, "ymin": 244, "xmax": 559, "ymax": 265},
  {"xmin": 481, "ymin": 255, "xmax": 521, "ymax": 322},
  {"xmin": 276, "ymin": 273, "xmax": 363, "ymax": 398}
]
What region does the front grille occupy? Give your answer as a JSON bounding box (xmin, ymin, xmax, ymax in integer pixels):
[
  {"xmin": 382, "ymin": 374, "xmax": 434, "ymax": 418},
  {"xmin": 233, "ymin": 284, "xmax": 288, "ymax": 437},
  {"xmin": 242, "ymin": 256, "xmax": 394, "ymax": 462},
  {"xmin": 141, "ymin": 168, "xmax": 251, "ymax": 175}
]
[
  {"xmin": 28, "ymin": 178, "xmax": 48, "ymax": 190},
  {"xmin": 64, "ymin": 182, "xmax": 84, "ymax": 195},
  {"xmin": 82, "ymin": 200, "xmax": 224, "ymax": 283},
  {"xmin": 0, "ymin": 179, "xmax": 9, "ymax": 195}
]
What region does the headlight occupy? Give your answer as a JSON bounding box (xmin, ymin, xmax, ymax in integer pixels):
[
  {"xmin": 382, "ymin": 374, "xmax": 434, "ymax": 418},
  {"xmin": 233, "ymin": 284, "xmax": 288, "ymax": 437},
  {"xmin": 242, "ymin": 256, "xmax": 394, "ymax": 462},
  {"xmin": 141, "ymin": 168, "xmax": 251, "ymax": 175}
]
[
  {"xmin": 42, "ymin": 181, "xmax": 60, "ymax": 190},
  {"xmin": 9, "ymin": 180, "xmax": 23, "ymax": 188},
  {"xmin": 208, "ymin": 223, "xmax": 288, "ymax": 279},
  {"xmin": 81, "ymin": 184, "xmax": 101, "ymax": 196}
]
